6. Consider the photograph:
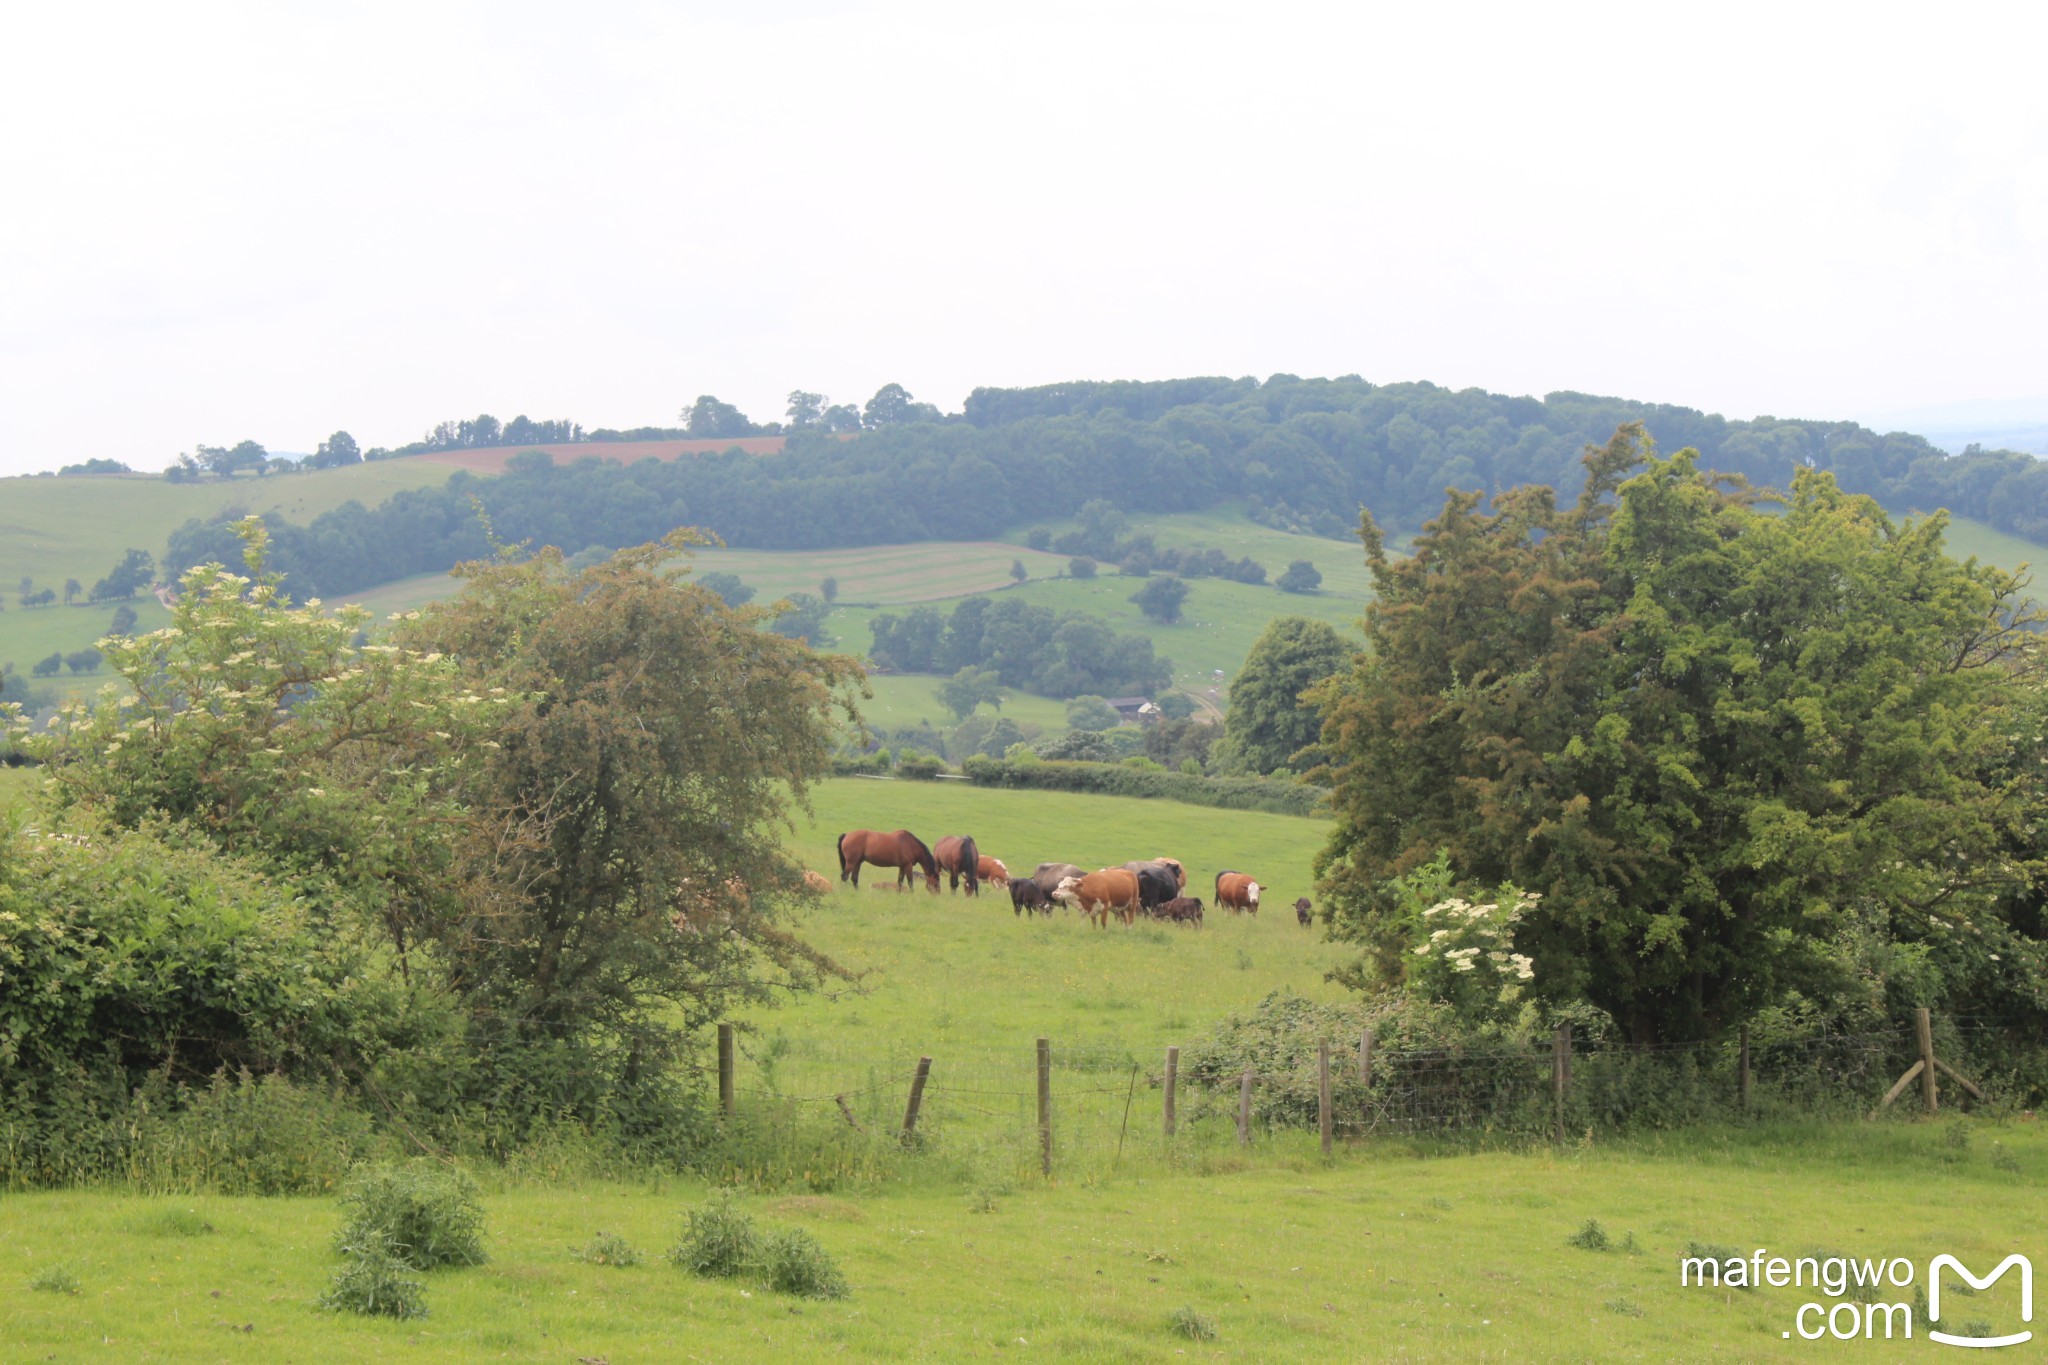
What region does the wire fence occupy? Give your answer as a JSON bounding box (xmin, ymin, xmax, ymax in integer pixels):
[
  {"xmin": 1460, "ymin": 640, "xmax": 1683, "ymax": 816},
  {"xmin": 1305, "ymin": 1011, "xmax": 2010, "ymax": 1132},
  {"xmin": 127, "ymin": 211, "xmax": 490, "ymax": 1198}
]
[{"xmin": 697, "ymin": 1011, "xmax": 2012, "ymax": 1182}]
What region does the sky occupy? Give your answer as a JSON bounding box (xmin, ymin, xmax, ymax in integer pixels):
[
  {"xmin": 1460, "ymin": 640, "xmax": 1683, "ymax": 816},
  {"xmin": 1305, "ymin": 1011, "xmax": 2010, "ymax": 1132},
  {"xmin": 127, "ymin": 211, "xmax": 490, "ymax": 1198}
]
[{"xmin": 2, "ymin": 1, "xmax": 2044, "ymax": 475}]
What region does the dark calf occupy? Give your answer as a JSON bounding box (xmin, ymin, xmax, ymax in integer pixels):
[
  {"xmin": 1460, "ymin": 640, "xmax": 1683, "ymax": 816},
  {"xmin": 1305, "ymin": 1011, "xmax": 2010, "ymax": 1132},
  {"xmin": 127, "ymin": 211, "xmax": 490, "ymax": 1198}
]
[
  {"xmin": 1008, "ymin": 877, "xmax": 1052, "ymax": 916},
  {"xmin": 1294, "ymin": 896, "xmax": 1313, "ymax": 927}
]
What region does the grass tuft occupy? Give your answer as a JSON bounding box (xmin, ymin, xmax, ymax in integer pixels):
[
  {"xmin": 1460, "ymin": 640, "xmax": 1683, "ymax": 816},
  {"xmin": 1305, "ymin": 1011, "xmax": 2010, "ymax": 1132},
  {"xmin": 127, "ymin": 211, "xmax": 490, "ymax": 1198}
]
[
  {"xmin": 319, "ymin": 1245, "xmax": 427, "ymax": 1320},
  {"xmin": 29, "ymin": 1264, "xmax": 80, "ymax": 1295},
  {"xmin": 1565, "ymin": 1219, "xmax": 1610, "ymax": 1251},
  {"xmin": 1170, "ymin": 1305, "xmax": 1219, "ymax": 1340},
  {"xmin": 571, "ymin": 1232, "xmax": 642, "ymax": 1267}
]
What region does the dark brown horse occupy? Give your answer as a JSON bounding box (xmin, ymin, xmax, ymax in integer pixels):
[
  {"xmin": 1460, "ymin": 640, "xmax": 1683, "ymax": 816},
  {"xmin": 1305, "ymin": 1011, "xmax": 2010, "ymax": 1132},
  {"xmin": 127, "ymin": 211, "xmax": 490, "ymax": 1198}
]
[
  {"xmin": 838, "ymin": 829, "xmax": 940, "ymax": 891},
  {"xmin": 933, "ymin": 835, "xmax": 983, "ymax": 895}
]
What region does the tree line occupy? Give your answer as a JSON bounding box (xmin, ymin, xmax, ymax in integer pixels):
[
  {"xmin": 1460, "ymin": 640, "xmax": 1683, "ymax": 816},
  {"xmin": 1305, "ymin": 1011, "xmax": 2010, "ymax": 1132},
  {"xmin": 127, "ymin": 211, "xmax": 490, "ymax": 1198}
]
[
  {"xmin": 157, "ymin": 374, "xmax": 2048, "ymax": 602},
  {"xmin": 867, "ymin": 594, "xmax": 1171, "ymax": 700}
]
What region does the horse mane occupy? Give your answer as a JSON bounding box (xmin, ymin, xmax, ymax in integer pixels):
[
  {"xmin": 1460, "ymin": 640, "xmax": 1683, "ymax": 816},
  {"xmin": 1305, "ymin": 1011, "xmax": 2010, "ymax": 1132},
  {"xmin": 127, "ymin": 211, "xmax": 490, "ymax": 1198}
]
[{"xmin": 905, "ymin": 830, "xmax": 937, "ymax": 876}]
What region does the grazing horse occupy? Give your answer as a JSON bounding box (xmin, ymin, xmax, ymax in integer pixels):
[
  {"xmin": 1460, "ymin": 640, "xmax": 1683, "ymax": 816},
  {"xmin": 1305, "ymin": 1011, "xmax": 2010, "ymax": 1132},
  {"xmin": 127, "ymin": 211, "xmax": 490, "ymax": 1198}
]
[
  {"xmin": 934, "ymin": 835, "xmax": 984, "ymax": 896},
  {"xmin": 837, "ymin": 829, "xmax": 940, "ymax": 892}
]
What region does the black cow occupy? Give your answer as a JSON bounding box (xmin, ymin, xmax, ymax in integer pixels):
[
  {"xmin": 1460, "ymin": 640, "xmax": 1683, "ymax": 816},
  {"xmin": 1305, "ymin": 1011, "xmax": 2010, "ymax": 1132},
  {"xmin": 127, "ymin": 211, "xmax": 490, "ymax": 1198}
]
[
  {"xmin": 1133, "ymin": 865, "xmax": 1178, "ymax": 912},
  {"xmin": 1008, "ymin": 877, "xmax": 1052, "ymax": 916},
  {"xmin": 1294, "ymin": 896, "xmax": 1313, "ymax": 927}
]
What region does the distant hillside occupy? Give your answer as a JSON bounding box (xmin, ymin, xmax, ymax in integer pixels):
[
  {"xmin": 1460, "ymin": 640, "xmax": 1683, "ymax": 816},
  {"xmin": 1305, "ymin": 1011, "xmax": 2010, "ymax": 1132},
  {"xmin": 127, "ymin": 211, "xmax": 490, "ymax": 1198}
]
[{"xmin": 143, "ymin": 376, "xmax": 2048, "ymax": 606}]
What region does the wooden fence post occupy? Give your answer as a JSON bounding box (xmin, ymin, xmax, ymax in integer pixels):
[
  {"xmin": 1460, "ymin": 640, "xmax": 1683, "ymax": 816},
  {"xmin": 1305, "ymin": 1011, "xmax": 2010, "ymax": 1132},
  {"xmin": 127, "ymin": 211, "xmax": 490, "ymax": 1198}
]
[
  {"xmin": 1318, "ymin": 1041, "xmax": 1333, "ymax": 1158},
  {"xmin": 1163, "ymin": 1045, "xmax": 1179, "ymax": 1137},
  {"xmin": 718, "ymin": 1023, "xmax": 735, "ymax": 1118},
  {"xmin": 1036, "ymin": 1037, "xmax": 1053, "ymax": 1176},
  {"xmin": 1359, "ymin": 1028, "xmax": 1374, "ymax": 1087},
  {"xmin": 901, "ymin": 1056, "xmax": 932, "ymax": 1145},
  {"xmin": 1739, "ymin": 1026, "xmax": 1752, "ymax": 1112},
  {"xmin": 1237, "ymin": 1068, "xmax": 1253, "ymax": 1146},
  {"xmin": 1916, "ymin": 1007, "xmax": 1938, "ymax": 1115},
  {"xmin": 1552, "ymin": 1023, "xmax": 1571, "ymax": 1143}
]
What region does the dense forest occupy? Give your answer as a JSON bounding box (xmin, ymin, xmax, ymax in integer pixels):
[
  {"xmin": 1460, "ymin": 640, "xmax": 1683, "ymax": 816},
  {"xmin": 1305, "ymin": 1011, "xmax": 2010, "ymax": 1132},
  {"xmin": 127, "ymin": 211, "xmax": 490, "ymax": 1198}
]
[{"xmin": 162, "ymin": 376, "xmax": 2048, "ymax": 600}]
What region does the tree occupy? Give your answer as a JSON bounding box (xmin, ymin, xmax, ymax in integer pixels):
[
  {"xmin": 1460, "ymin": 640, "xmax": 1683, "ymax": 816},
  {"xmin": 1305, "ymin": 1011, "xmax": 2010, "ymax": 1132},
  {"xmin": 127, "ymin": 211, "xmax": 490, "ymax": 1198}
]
[
  {"xmin": 62, "ymin": 578, "xmax": 80, "ymax": 606},
  {"xmin": 1223, "ymin": 617, "xmax": 1351, "ymax": 775},
  {"xmin": 62, "ymin": 648, "xmax": 101, "ymax": 674},
  {"xmin": 1068, "ymin": 556, "xmax": 1097, "ymax": 579},
  {"xmin": 1276, "ymin": 559, "xmax": 1323, "ymax": 593},
  {"xmin": 698, "ymin": 571, "xmax": 754, "ymax": 607},
  {"xmin": 684, "ymin": 395, "xmax": 754, "ymax": 439},
  {"xmin": 1130, "ymin": 574, "xmax": 1189, "ymax": 624},
  {"xmin": 1010, "ymin": 559, "xmax": 1027, "ymax": 586},
  {"xmin": 311, "ymin": 430, "xmax": 362, "ymax": 469},
  {"xmin": 863, "ymin": 383, "xmax": 916, "ymax": 428},
  {"xmin": 89, "ymin": 549, "xmax": 153, "ymax": 602},
  {"xmin": 1036, "ymin": 729, "xmax": 1114, "ymax": 761},
  {"xmin": 107, "ymin": 604, "xmax": 137, "ymax": 635},
  {"xmin": 398, "ymin": 533, "xmax": 864, "ymax": 1042},
  {"xmin": 31, "ymin": 652, "xmax": 61, "ymax": 677},
  {"xmin": 819, "ymin": 576, "xmax": 839, "ymax": 605},
  {"xmin": 768, "ymin": 592, "xmax": 830, "ymax": 645},
  {"xmin": 1312, "ymin": 424, "xmax": 2047, "ymax": 1044},
  {"xmin": 1025, "ymin": 527, "xmax": 1052, "ymax": 551},
  {"xmin": 1064, "ymin": 695, "xmax": 1121, "ymax": 731},
  {"xmin": 786, "ymin": 391, "xmax": 825, "ymax": 428},
  {"xmin": 936, "ymin": 665, "xmax": 1005, "ymax": 720},
  {"xmin": 1156, "ymin": 692, "xmax": 1198, "ymax": 720},
  {"xmin": 820, "ymin": 404, "xmax": 862, "ymax": 433}
]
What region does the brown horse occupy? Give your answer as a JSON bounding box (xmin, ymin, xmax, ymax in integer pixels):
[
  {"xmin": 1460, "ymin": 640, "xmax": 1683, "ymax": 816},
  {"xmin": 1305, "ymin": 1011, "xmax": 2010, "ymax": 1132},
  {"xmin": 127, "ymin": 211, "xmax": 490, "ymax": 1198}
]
[
  {"xmin": 838, "ymin": 829, "xmax": 940, "ymax": 891},
  {"xmin": 934, "ymin": 835, "xmax": 983, "ymax": 895}
]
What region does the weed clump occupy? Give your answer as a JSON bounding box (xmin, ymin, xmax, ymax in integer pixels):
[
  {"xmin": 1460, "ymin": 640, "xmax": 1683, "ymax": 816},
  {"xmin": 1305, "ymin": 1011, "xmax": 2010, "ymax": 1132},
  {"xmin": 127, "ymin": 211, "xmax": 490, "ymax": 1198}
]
[
  {"xmin": 320, "ymin": 1245, "xmax": 427, "ymax": 1320},
  {"xmin": 760, "ymin": 1227, "xmax": 850, "ymax": 1300},
  {"xmin": 29, "ymin": 1264, "xmax": 80, "ymax": 1295},
  {"xmin": 1684, "ymin": 1242, "xmax": 1752, "ymax": 1290},
  {"xmin": 1566, "ymin": 1219, "xmax": 1610, "ymax": 1251},
  {"xmin": 1991, "ymin": 1142, "xmax": 2022, "ymax": 1174},
  {"xmin": 572, "ymin": 1232, "xmax": 642, "ymax": 1267},
  {"xmin": 140, "ymin": 1207, "xmax": 215, "ymax": 1237},
  {"xmin": 1170, "ymin": 1306, "xmax": 1219, "ymax": 1340},
  {"xmin": 669, "ymin": 1193, "xmax": 761, "ymax": 1278},
  {"xmin": 334, "ymin": 1161, "xmax": 487, "ymax": 1268},
  {"xmin": 1605, "ymin": 1297, "xmax": 1644, "ymax": 1317}
]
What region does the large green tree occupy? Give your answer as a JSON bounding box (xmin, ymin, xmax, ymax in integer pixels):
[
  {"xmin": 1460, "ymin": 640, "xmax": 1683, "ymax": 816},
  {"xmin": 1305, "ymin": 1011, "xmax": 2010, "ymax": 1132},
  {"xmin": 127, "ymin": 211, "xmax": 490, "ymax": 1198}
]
[
  {"xmin": 1313, "ymin": 425, "xmax": 2046, "ymax": 1043},
  {"xmin": 1221, "ymin": 616, "xmax": 1351, "ymax": 775}
]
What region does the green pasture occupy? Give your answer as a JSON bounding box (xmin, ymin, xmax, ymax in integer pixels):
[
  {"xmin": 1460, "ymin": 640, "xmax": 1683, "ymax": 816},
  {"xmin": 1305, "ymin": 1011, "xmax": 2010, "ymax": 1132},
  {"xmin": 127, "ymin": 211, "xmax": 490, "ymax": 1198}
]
[{"xmin": 6, "ymin": 1121, "xmax": 2045, "ymax": 1361}]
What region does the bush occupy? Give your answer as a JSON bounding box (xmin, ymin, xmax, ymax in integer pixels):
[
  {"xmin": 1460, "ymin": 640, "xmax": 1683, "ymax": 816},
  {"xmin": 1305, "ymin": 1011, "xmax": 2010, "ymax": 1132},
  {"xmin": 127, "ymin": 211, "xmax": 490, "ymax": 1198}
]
[
  {"xmin": 893, "ymin": 750, "xmax": 946, "ymax": 780},
  {"xmin": 961, "ymin": 756, "xmax": 1323, "ymax": 816},
  {"xmin": 669, "ymin": 1193, "xmax": 760, "ymax": 1278},
  {"xmin": 320, "ymin": 1245, "xmax": 428, "ymax": 1319},
  {"xmin": 1566, "ymin": 1219, "xmax": 1610, "ymax": 1251},
  {"xmin": 333, "ymin": 1161, "xmax": 488, "ymax": 1268},
  {"xmin": 1067, "ymin": 556, "xmax": 1096, "ymax": 579},
  {"xmin": 572, "ymin": 1231, "xmax": 642, "ymax": 1267},
  {"xmin": 760, "ymin": 1227, "xmax": 850, "ymax": 1300}
]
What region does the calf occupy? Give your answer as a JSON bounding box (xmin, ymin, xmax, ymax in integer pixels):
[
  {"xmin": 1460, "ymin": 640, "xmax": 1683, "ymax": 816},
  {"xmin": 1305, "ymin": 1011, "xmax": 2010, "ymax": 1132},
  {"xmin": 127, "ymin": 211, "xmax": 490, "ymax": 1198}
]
[
  {"xmin": 1007, "ymin": 876, "xmax": 1052, "ymax": 916},
  {"xmin": 1215, "ymin": 870, "xmax": 1262, "ymax": 915},
  {"xmin": 1052, "ymin": 868, "xmax": 1141, "ymax": 928},
  {"xmin": 1157, "ymin": 895, "xmax": 1205, "ymax": 926},
  {"xmin": 1294, "ymin": 896, "xmax": 1313, "ymax": 927},
  {"xmin": 802, "ymin": 869, "xmax": 834, "ymax": 896},
  {"xmin": 978, "ymin": 855, "xmax": 1010, "ymax": 884}
]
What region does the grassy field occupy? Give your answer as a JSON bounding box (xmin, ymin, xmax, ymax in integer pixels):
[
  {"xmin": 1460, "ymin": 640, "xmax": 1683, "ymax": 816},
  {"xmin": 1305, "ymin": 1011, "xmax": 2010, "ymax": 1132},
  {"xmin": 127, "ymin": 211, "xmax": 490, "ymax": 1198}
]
[
  {"xmin": 6, "ymin": 1123, "xmax": 2044, "ymax": 1361},
  {"xmin": 5, "ymin": 776, "xmax": 2046, "ymax": 1358}
]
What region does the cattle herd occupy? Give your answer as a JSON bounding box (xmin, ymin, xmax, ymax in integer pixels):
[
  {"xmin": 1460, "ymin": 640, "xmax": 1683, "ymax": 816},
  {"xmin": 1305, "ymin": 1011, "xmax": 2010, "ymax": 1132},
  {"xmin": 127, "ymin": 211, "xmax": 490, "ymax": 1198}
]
[{"xmin": 832, "ymin": 827, "xmax": 1315, "ymax": 930}]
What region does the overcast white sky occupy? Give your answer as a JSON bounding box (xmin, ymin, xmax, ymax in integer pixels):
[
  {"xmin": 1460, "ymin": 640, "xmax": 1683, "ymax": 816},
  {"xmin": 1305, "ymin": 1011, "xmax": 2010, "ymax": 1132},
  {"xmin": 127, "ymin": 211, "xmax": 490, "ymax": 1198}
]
[{"xmin": 2, "ymin": 1, "xmax": 2043, "ymax": 475}]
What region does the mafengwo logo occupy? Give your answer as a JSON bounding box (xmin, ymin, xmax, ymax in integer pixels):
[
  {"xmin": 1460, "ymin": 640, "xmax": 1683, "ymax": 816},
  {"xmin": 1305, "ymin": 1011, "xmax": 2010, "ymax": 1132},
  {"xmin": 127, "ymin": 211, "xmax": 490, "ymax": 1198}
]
[{"xmin": 1679, "ymin": 1249, "xmax": 2031, "ymax": 1346}]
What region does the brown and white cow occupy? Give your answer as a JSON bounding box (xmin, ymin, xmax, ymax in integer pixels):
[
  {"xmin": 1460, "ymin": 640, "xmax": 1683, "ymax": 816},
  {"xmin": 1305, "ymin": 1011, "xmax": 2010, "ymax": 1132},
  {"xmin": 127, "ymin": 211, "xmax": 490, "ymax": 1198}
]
[
  {"xmin": 1215, "ymin": 870, "xmax": 1262, "ymax": 915},
  {"xmin": 977, "ymin": 854, "xmax": 1009, "ymax": 884},
  {"xmin": 1052, "ymin": 868, "xmax": 1142, "ymax": 928}
]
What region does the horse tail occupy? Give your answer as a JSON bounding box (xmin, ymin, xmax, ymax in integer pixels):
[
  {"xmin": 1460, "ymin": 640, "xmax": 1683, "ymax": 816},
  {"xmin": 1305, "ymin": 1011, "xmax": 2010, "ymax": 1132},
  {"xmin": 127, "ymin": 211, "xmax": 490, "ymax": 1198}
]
[
  {"xmin": 961, "ymin": 836, "xmax": 979, "ymax": 896},
  {"xmin": 837, "ymin": 831, "xmax": 850, "ymax": 881}
]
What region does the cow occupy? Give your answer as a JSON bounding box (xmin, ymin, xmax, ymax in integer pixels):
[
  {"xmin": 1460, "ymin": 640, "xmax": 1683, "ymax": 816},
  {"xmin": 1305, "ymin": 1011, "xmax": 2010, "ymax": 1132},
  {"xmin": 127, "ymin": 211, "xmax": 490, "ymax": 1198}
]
[
  {"xmin": 1294, "ymin": 896, "xmax": 1313, "ymax": 927},
  {"xmin": 1215, "ymin": 870, "xmax": 1262, "ymax": 915},
  {"xmin": 1131, "ymin": 865, "xmax": 1179, "ymax": 913},
  {"xmin": 978, "ymin": 854, "xmax": 1010, "ymax": 884},
  {"xmin": 1031, "ymin": 862, "xmax": 1086, "ymax": 900},
  {"xmin": 1157, "ymin": 895, "xmax": 1205, "ymax": 926},
  {"xmin": 1007, "ymin": 876, "xmax": 1052, "ymax": 916},
  {"xmin": 1052, "ymin": 868, "xmax": 1141, "ymax": 928},
  {"xmin": 1123, "ymin": 857, "xmax": 1187, "ymax": 893},
  {"xmin": 802, "ymin": 869, "xmax": 834, "ymax": 896}
]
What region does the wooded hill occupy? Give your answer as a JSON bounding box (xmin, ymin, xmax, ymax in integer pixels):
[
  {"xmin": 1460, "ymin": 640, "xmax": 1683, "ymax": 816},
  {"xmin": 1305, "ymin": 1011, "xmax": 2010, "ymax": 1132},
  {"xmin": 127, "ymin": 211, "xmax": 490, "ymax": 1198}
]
[{"xmin": 137, "ymin": 373, "xmax": 2048, "ymax": 602}]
